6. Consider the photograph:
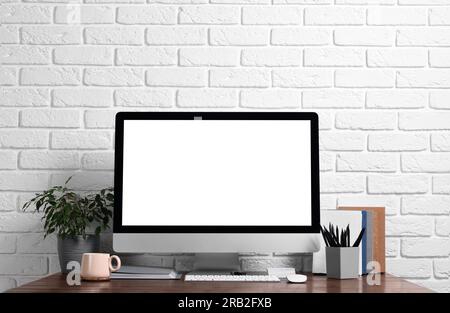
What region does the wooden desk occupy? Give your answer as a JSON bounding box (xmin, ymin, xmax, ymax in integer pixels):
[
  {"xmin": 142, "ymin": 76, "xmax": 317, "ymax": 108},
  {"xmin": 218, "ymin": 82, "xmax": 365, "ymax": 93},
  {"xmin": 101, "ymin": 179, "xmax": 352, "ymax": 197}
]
[{"xmin": 8, "ymin": 273, "xmax": 431, "ymax": 293}]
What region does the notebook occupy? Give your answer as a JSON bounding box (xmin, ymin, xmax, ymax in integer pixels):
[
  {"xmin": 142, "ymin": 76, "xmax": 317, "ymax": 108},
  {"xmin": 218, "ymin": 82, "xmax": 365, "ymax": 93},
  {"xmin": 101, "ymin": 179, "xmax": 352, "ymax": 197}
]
[
  {"xmin": 111, "ymin": 266, "xmax": 182, "ymax": 280},
  {"xmin": 338, "ymin": 206, "xmax": 385, "ymax": 273}
]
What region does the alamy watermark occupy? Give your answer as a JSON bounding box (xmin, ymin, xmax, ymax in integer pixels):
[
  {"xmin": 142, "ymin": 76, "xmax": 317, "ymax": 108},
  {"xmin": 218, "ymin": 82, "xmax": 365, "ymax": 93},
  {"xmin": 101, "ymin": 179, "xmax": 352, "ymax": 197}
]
[
  {"xmin": 60, "ymin": 4, "xmax": 81, "ymax": 25},
  {"xmin": 366, "ymin": 261, "xmax": 382, "ymax": 286},
  {"xmin": 66, "ymin": 261, "xmax": 81, "ymax": 286}
]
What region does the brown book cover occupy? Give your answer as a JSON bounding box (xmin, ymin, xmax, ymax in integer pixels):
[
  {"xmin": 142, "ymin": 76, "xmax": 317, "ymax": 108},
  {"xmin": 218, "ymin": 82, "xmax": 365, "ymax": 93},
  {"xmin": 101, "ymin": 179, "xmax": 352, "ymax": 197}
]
[{"xmin": 338, "ymin": 206, "xmax": 385, "ymax": 273}]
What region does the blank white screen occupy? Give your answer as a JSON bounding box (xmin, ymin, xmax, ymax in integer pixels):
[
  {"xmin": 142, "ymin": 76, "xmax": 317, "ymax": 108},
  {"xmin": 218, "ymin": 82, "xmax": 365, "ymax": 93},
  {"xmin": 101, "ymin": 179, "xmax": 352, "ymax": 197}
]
[{"xmin": 122, "ymin": 120, "xmax": 312, "ymax": 226}]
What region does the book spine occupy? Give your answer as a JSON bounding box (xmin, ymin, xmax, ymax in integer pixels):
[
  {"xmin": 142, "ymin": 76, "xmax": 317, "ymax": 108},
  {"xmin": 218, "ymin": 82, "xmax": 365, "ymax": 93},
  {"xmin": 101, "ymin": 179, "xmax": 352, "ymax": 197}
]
[{"xmin": 361, "ymin": 211, "xmax": 367, "ymax": 275}]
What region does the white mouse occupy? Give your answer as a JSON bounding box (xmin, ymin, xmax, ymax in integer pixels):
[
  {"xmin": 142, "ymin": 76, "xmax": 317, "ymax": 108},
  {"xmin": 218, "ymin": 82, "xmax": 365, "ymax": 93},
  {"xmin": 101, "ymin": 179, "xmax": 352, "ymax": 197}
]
[{"xmin": 286, "ymin": 274, "xmax": 307, "ymax": 284}]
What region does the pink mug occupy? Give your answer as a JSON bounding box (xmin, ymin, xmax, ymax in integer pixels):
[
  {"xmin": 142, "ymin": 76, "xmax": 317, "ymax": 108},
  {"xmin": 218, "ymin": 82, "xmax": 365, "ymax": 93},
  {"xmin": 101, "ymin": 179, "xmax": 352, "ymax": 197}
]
[{"xmin": 80, "ymin": 253, "xmax": 121, "ymax": 281}]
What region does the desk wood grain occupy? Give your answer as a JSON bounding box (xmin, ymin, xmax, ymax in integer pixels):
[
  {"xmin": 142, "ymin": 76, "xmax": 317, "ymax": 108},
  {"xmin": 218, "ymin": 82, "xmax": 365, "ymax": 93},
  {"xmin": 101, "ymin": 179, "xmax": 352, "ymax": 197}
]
[{"xmin": 8, "ymin": 273, "xmax": 431, "ymax": 293}]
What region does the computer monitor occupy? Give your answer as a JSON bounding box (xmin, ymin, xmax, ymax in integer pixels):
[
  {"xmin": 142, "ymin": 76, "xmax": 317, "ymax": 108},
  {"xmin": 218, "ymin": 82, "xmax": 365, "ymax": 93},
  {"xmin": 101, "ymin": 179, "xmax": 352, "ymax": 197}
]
[{"xmin": 113, "ymin": 112, "xmax": 320, "ymax": 263}]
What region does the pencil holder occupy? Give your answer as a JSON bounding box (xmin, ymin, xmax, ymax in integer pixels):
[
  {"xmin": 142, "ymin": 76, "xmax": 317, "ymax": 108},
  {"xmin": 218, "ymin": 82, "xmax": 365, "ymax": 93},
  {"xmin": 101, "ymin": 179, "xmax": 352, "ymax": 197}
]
[{"xmin": 326, "ymin": 247, "xmax": 359, "ymax": 279}]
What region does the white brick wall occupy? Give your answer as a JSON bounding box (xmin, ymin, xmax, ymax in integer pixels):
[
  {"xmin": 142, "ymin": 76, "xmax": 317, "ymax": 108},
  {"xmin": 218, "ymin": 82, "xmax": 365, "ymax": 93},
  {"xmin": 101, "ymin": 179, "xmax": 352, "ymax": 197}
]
[{"xmin": 0, "ymin": 2, "xmax": 449, "ymax": 293}]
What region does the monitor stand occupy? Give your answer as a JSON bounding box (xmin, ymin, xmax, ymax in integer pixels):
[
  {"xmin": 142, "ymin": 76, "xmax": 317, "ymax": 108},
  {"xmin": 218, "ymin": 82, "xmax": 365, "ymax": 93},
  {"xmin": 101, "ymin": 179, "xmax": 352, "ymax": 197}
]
[{"xmin": 190, "ymin": 253, "xmax": 241, "ymax": 274}]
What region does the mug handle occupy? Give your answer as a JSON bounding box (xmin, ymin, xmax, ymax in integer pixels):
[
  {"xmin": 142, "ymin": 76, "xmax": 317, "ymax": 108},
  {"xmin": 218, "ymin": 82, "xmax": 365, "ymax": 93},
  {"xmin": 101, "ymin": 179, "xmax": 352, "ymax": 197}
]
[{"xmin": 109, "ymin": 255, "xmax": 121, "ymax": 272}]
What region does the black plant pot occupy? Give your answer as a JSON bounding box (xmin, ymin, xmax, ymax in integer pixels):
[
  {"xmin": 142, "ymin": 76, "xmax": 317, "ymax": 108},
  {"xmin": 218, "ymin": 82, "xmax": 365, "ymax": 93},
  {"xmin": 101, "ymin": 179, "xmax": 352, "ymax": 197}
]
[{"xmin": 57, "ymin": 235, "xmax": 100, "ymax": 273}]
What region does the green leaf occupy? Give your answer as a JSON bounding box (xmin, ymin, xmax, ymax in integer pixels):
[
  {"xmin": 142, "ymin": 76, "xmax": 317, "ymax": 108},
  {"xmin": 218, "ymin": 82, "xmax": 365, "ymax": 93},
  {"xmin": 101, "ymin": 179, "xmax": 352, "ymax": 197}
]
[{"xmin": 21, "ymin": 178, "xmax": 114, "ymax": 238}]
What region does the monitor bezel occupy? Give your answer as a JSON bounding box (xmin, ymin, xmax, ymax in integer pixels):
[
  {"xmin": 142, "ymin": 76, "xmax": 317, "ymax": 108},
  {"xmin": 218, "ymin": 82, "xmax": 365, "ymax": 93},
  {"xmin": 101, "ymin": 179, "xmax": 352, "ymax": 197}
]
[{"xmin": 114, "ymin": 112, "xmax": 320, "ymax": 234}]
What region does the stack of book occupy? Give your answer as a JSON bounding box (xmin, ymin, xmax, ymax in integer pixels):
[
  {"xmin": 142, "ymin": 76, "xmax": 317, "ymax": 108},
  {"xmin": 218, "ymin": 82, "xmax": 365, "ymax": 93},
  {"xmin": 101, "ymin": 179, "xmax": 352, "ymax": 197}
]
[{"xmin": 313, "ymin": 207, "xmax": 385, "ymax": 275}]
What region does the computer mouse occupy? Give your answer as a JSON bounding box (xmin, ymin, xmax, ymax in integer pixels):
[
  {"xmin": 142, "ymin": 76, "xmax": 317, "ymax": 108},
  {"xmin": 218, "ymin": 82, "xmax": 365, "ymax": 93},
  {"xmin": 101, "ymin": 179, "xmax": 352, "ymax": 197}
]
[{"xmin": 286, "ymin": 274, "xmax": 307, "ymax": 284}]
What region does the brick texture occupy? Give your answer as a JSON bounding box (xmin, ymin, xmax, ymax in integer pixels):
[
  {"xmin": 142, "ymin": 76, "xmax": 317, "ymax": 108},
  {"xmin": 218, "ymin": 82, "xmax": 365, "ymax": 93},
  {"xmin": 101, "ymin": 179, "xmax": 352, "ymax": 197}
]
[{"xmin": 0, "ymin": 2, "xmax": 449, "ymax": 293}]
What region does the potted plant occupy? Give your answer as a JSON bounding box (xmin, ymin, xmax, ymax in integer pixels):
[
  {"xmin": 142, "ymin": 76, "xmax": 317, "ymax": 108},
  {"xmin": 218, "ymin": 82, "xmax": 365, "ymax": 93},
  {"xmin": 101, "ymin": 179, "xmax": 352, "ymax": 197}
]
[
  {"xmin": 23, "ymin": 177, "xmax": 114, "ymax": 273},
  {"xmin": 320, "ymin": 223, "xmax": 365, "ymax": 279}
]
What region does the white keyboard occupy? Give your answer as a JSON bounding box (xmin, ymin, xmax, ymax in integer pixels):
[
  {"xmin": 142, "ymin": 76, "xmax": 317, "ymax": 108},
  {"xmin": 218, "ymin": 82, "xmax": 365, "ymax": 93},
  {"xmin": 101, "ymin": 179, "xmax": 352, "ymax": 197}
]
[{"xmin": 184, "ymin": 274, "xmax": 280, "ymax": 282}]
